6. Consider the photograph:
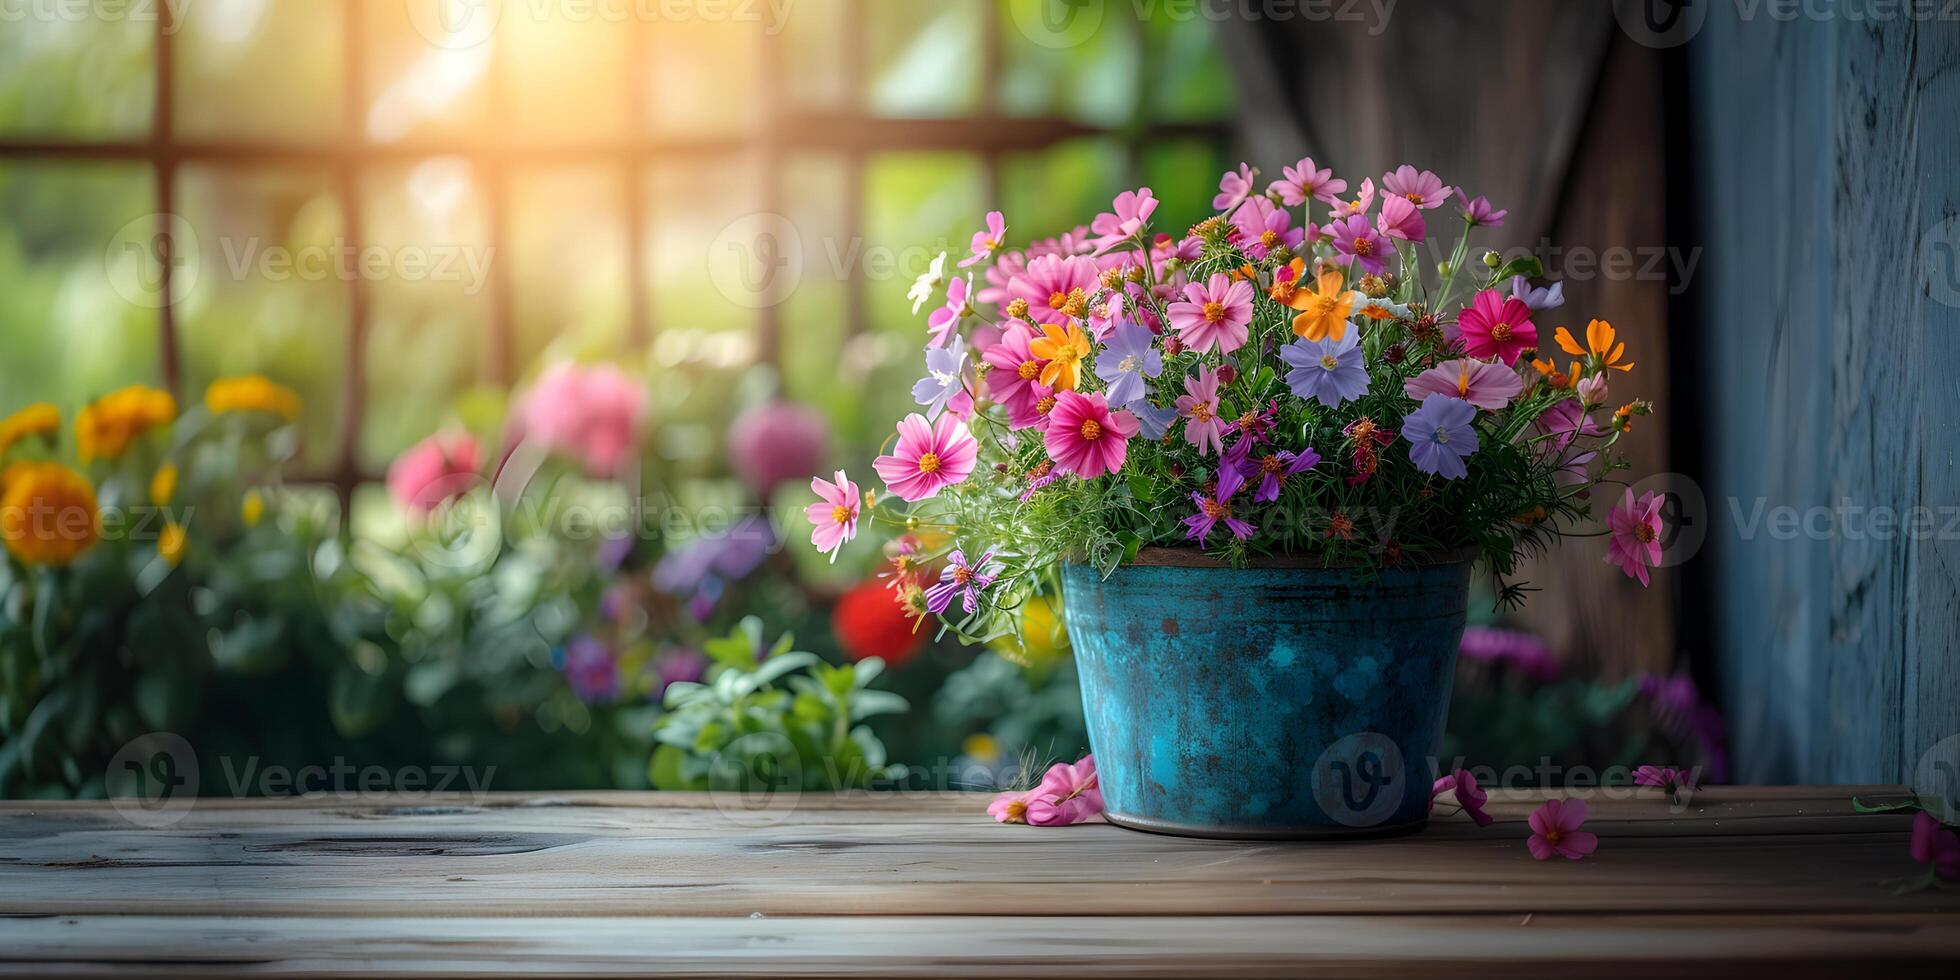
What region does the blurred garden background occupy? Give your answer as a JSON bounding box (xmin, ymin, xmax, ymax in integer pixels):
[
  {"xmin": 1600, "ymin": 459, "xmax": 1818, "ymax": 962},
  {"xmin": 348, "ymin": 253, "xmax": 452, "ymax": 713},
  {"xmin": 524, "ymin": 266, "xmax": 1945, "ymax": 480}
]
[{"xmin": 0, "ymin": 0, "xmax": 1729, "ymax": 799}]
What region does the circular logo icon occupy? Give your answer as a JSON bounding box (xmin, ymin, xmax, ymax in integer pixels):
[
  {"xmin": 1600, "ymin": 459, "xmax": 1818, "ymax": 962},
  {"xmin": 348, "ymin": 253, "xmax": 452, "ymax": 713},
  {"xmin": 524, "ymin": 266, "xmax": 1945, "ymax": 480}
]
[
  {"xmin": 104, "ymin": 213, "xmax": 198, "ymax": 310},
  {"xmin": 1310, "ymin": 731, "xmax": 1407, "ymax": 828},
  {"xmin": 1914, "ymin": 733, "xmax": 1960, "ymax": 823},
  {"xmin": 1611, "ymin": 0, "xmax": 1707, "ymax": 49},
  {"xmin": 106, "ymin": 733, "xmax": 199, "ymax": 828},
  {"xmin": 407, "ymin": 474, "xmax": 504, "ymax": 571},
  {"xmin": 1007, "ymin": 0, "xmax": 1107, "ymax": 52},
  {"xmin": 707, "ymin": 212, "xmax": 803, "ymax": 310},
  {"xmin": 706, "ymin": 731, "xmax": 804, "ymax": 828},
  {"xmin": 1921, "ymin": 216, "xmax": 1960, "ymax": 310},
  {"xmin": 1626, "ymin": 471, "xmax": 1708, "ymax": 569},
  {"xmin": 406, "ymin": 0, "xmax": 503, "ymax": 50}
]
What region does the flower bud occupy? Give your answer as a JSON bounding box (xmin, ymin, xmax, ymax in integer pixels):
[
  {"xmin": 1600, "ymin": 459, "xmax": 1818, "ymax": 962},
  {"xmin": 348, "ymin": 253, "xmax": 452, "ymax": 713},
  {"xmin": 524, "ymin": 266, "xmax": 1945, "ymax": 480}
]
[{"xmin": 1482, "ymin": 250, "xmax": 1502, "ymax": 269}]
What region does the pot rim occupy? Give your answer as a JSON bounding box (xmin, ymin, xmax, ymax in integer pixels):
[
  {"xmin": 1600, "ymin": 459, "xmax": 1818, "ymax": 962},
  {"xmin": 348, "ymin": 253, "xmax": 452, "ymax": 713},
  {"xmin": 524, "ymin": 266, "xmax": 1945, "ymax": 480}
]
[{"xmin": 1119, "ymin": 545, "xmax": 1481, "ymax": 569}]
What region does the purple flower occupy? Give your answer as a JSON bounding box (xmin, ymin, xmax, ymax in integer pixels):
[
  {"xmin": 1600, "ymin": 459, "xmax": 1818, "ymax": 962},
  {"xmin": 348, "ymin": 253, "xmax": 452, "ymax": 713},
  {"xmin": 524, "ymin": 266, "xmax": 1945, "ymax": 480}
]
[
  {"xmin": 1132, "ymin": 400, "xmax": 1180, "ymax": 441},
  {"xmin": 1326, "ymin": 213, "xmax": 1388, "ymax": 275},
  {"xmin": 911, "ymin": 334, "xmax": 969, "ymax": 421},
  {"xmin": 1093, "ymin": 319, "xmax": 1163, "ymax": 407},
  {"xmin": 726, "ymin": 400, "xmax": 830, "ymax": 495},
  {"xmin": 1457, "ymin": 189, "xmax": 1507, "ymax": 227},
  {"xmin": 561, "ymin": 635, "xmax": 617, "ymax": 703},
  {"xmin": 1280, "ymin": 332, "xmax": 1369, "ymax": 408},
  {"xmin": 1459, "ymin": 625, "xmax": 1560, "ymax": 681},
  {"xmin": 1633, "ymin": 765, "xmax": 1698, "ymax": 794},
  {"xmin": 1403, "ymin": 394, "xmax": 1479, "ymax": 480},
  {"xmin": 651, "ymin": 648, "xmax": 707, "ymax": 699},
  {"xmin": 925, "ymin": 548, "xmax": 999, "ymax": 615},
  {"xmin": 1510, "ymin": 275, "xmax": 1565, "ymax": 312},
  {"xmin": 1244, "ymin": 447, "xmax": 1320, "ymax": 503},
  {"xmin": 653, "ymin": 516, "xmax": 775, "ymax": 619},
  {"xmin": 1182, "ymin": 464, "xmax": 1256, "ymax": 544}
]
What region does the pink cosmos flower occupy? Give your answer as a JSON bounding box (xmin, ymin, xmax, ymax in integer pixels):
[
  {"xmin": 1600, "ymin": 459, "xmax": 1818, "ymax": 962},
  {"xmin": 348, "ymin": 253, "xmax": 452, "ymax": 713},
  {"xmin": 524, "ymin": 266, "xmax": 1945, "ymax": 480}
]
[
  {"xmin": 1213, "ymin": 163, "xmax": 1257, "ymax": 211},
  {"xmin": 516, "ymin": 362, "xmax": 649, "ymax": 478},
  {"xmin": 1271, "ymin": 156, "xmax": 1346, "ymax": 206},
  {"xmin": 727, "ymin": 400, "xmax": 830, "ymax": 494},
  {"xmin": 1404, "ymin": 358, "xmax": 1525, "ymax": 410},
  {"xmin": 958, "ymin": 210, "xmax": 1007, "ymax": 268},
  {"xmin": 872, "ymin": 412, "xmax": 979, "ymax": 502},
  {"xmin": 1534, "ymin": 401, "xmax": 1601, "ymax": 487},
  {"xmin": 1151, "ymin": 232, "xmax": 1202, "ymax": 273},
  {"xmin": 1167, "ymin": 273, "xmax": 1255, "ymax": 355},
  {"xmin": 1576, "ymin": 373, "xmax": 1609, "ymax": 406},
  {"xmin": 983, "ymin": 323, "xmax": 1047, "ymax": 416},
  {"xmin": 1633, "ymin": 765, "xmax": 1697, "ymax": 795},
  {"xmin": 988, "ymin": 754, "xmax": 1104, "ymax": 826},
  {"xmin": 1382, "ymin": 165, "xmax": 1452, "ymax": 210},
  {"xmin": 977, "ymin": 250, "xmax": 1026, "ymax": 316},
  {"xmin": 1328, "ymin": 177, "xmax": 1376, "ymax": 219},
  {"xmin": 1375, "ymin": 195, "xmax": 1426, "ymax": 244},
  {"xmin": 927, "ymin": 275, "xmax": 971, "ymax": 348},
  {"xmin": 1431, "ymin": 769, "xmax": 1494, "ymax": 827},
  {"xmin": 1911, "ymin": 812, "xmax": 1960, "ymax": 881},
  {"xmin": 1090, "ymin": 187, "xmax": 1158, "ymax": 253},
  {"xmin": 1605, "ymin": 489, "xmax": 1664, "ymax": 586},
  {"xmin": 1045, "ymin": 391, "xmax": 1139, "ymax": 479},
  {"xmin": 1527, "ymin": 798, "xmax": 1599, "ymax": 860},
  {"xmin": 1007, "ymin": 253, "xmax": 1102, "ymax": 327},
  {"xmin": 1456, "ymin": 189, "xmax": 1507, "ymax": 227},
  {"xmin": 387, "ymin": 430, "xmax": 482, "ymax": 514},
  {"xmin": 1456, "ymin": 289, "xmax": 1539, "ymax": 365},
  {"xmin": 1027, "ymin": 225, "xmax": 1094, "ymax": 258},
  {"xmin": 1175, "ymin": 366, "xmax": 1230, "ymax": 456},
  {"xmin": 804, "ymin": 469, "xmax": 860, "ymax": 562},
  {"xmin": 1231, "ymin": 197, "xmax": 1306, "ymax": 261},
  {"xmin": 1326, "ymin": 214, "xmax": 1389, "ymax": 275}
]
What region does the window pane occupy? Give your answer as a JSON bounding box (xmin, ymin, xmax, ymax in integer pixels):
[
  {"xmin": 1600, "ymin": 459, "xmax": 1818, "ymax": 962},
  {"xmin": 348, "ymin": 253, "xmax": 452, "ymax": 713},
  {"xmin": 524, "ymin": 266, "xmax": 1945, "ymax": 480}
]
[
  {"xmin": 508, "ymin": 166, "xmax": 627, "ymax": 372},
  {"xmin": 860, "ymin": 152, "xmax": 982, "ymax": 431},
  {"xmin": 998, "ymin": 0, "xmax": 1138, "ymax": 126},
  {"xmin": 1145, "ymin": 13, "xmax": 1233, "ymax": 121},
  {"xmin": 780, "ymin": 4, "xmax": 848, "ymax": 113},
  {"xmin": 500, "ymin": 11, "xmax": 629, "ymax": 144},
  {"xmin": 0, "ymin": 14, "xmax": 152, "ymax": 138},
  {"xmin": 0, "ymin": 163, "xmax": 159, "ymax": 413},
  {"xmin": 1144, "ymin": 139, "xmax": 1232, "ymax": 238},
  {"xmin": 176, "ymin": 165, "xmax": 347, "ymax": 470},
  {"xmin": 359, "ymin": 159, "xmax": 494, "ymax": 470},
  {"xmin": 174, "ymin": 0, "xmax": 344, "ymax": 142},
  {"xmin": 363, "ymin": 0, "xmax": 495, "ymax": 144},
  {"xmin": 645, "ymin": 156, "xmax": 762, "ymax": 340},
  {"xmin": 1000, "ymin": 138, "xmax": 1126, "ymax": 244},
  {"xmin": 778, "ymin": 155, "xmax": 856, "ymax": 429},
  {"xmin": 865, "ymin": 0, "xmax": 981, "ymax": 118},
  {"xmin": 644, "ymin": 20, "xmax": 761, "ymax": 137}
]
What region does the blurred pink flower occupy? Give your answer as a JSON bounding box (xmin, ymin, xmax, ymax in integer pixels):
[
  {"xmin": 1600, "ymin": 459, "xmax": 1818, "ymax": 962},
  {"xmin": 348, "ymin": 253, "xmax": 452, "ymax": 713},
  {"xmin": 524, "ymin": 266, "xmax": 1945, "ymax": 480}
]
[
  {"xmin": 1431, "ymin": 768, "xmax": 1494, "ymax": 827},
  {"xmin": 728, "ymin": 401, "xmax": 831, "ymax": 495},
  {"xmin": 387, "ymin": 430, "xmax": 481, "ymax": 514},
  {"xmin": 1633, "ymin": 765, "xmax": 1697, "ymax": 794},
  {"xmin": 517, "ymin": 362, "xmax": 648, "ymax": 478},
  {"xmin": 1527, "ymin": 798, "xmax": 1599, "ymax": 860},
  {"xmin": 1910, "ymin": 812, "xmax": 1960, "ymax": 881}
]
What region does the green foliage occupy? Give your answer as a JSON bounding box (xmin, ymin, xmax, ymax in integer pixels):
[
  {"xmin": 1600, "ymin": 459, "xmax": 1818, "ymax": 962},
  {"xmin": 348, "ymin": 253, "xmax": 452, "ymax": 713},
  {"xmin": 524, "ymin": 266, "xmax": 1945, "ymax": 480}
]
[{"xmin": 650, "ymin": 617, "xmax": 907, "ymax": 792}]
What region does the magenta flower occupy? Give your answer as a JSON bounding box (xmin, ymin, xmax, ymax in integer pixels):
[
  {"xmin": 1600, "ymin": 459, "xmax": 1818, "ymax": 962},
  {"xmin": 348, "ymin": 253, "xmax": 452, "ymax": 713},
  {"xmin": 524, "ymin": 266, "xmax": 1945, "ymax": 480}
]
[
  {"xmin": 1006, "ymin": 253, "xmax": 1101, "ymax": 327},
  {"xmin": 926, "ymin": 274, "xmax": 971, "ymax": 348},
  {"xmin": 977, "ymin": 249, "xmax": 1025, "ymax": 316},
  {"xmin": 983, "ymin": 323, "xmax": 1047, "ymax": 416},
  {"xmin": 1911, "ymin": 812, "xmax": 1960, "ymax": 881},
  {"xmin": 1459, "ymin": 626, "xmax": 1561, "ymax": 681},
  {"xmin": 1382, "ymin": 164, "xmax": 1451, "ymax": 210},
  {"xmin": 1090, "ymin": 187, "xmax": 1158, "ymax": 253},
  {"xmin": 1231, "ymin": 197, "xmax": 1306, "ymax": 260},
  {"xmin": 1271, "ymin": 156, "xmax": 1346, "ymax": 206},
  {"xmin": 727, "ymin": 400, "xmax": 830, "ymax": 495},
  {"xmin": 804, "ymin": 469, "xmax": 861, "ymax": 562},
  {"xmin": 1168, "ymin": 273, "xmax": 1255, "ymax": 355},
  {"xmin": 1431, "ymin": 769, "xmax": 1494, "ymax": 828},
  {"xmin": 1404, "ymin": 358, "xmax": 1525, "ymax": 410},
  {"xmin": 387, "ymin": 430, "xmax": 481, "ymax": 514},
  {"xmin": 561, "ymin": 635, "xmax": 618, "ymax": 704},
  {"xmin": 1605, "ymin": 489, "xmax": 1665, "ymax": 586},
  {"xmin": 515, "ymin": 362, "xmax": 648, "ymax": 478},
  {"xmin": 1526, "ymin": 798, "xmax": 1599, "ymax": 861},
  {"xmin": 1633, "ymin": 765, "xmax": 1697, "ymax": 795},
  {"xmin": 1045, "ymin": 390, "xmax": 1139, "ymax": 479},
  {"xmin": 1326, "ymin": 214, "xmax": 1389, "ymax": 275},
  {"xmin": 959, "ymin": 210, "xmax": 1008, "ymax": 268},
  {"xmin": 1174, "ymin": 366, "xmax": 1230, "ymax": 456},
  {"xmin": 1456, "ymin": 288, "xmax": 1539, "ymax": 365},
  {"xmin": 872, "ymin": 412, "xmax": 979, "ymax": 502},
  {"xmin": 1212, "ymin": 162, "xmax": 1257, "ymax": 211},
  {"xmin": 1403, "ymin": 394, "xmax": 1480, "ymax": 480},
  {"xmin": 1328, "ymin": 177, "xmax": 1376, "ymax": 219},
  {"xmin": 1026, "ymin": 755, "xmax": 1104, "ymax": 826},
  {"xmin": 1375, "ymin": 195, "xmax": 1426, "ymax": 244},
  {"xmin": 1182, "ymin": 462, "xmax": 1255, "ymax": 544},
  {"xmin": 925, "ymin": 548, "xmax": 998, "ymax": 615},
  {"xmin": 1456, "ymin": 189, "xmax": 1507, "ymax": 227}
]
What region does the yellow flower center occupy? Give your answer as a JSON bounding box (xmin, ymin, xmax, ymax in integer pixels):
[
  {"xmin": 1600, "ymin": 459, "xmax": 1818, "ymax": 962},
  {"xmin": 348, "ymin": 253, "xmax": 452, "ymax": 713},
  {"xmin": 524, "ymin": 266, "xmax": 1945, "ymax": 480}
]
[
  {"xmin": 1319, "ymin": 354, "xmax": 1340, "ymax": 371},
  {"xmin": 1201, "ymin": 499, "xmax": 1230, "ymax": 519},
  {"xmin": 1259, "ymin": 230, "xmax": 1280, "ymax": 248},
  {"xmin": 1353, "ymin": 237, "xmax": 1375, "ymax": 257},
  {"xmin": 1202, "ymin": 301, "xmax": 1227, "ymax": 324},
  {"xmin": 831, "ymin": 504, "xmax": 852, "ymax": 525},
  {"xmin": 1490, "ymin": 322, "xmax": 1514, "ymax": 342},
  {"xmin": 1191, "ymin": 404, "xmax": 1212, "ymax": 423},
  {"xmin": 1080, "ymin": 419, "xmax": 1102, "ymax": 441},
  {"xmin": 1406, "ymin": 191, "xmax": 1425, "ymax": 204},
  {"xmin": 1261, "ymin": 456, "xmax": 1285, "ymax": 475},
  {"xmin": 1049, "ymin": 290, "xmax": 1068, "ymax": 310},
  {"xmin": 917, "ymin": 453, "xmax": 941, "ymax": 474},
  {"xmin": 953, "ymin": 566, "xmax": 973, "ymax": 585},
  {"xmin": 1060, "ymin": 288, "xmax": 1088, "ymax": 319},
  {"xmin": 1017, "ymin": 361, "xmax": 1041, "ymax": 380},
  {"xmin": 1635, "ymin": 524, "xmax": 1657, "ymax": 544},
  {"xmin": 1035, "ymin": 395, "xmax": 1056, "ymax": 415}
]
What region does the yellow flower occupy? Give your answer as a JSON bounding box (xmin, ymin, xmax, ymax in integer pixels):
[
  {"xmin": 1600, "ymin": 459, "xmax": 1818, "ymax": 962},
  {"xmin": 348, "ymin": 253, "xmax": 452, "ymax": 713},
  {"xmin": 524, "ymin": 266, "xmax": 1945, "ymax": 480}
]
[
  {"xmin": 1286, "ymin": 270, "xmax": 1358, "ymax": 343},
  {"xmin": 1554, "ymin": 318, "xmax": 1635, "ymax": 374},
  {"xmin": 0, "ymin": 403, "xmax": 60, "ymax": 458},
  {"xmin": 241, "ymin": 488, "xmax": 266, "ymax": 527},
  {"xmin": 75, "ymin": 386, "xmax": 176, "ymax": 463},
  {"xmin": 1028, "ymin": 323, "xmax": 1090, "ymax": 392},
  {"xmin": 205, "ymin": 375, "xmax": 302, "ymax": 421},
  {"xmin": 961, "ymin": 733, "xmax": 1001, "ymax": 765},
  {"xmin": 158, "ymin": 521, "xmax": 187, "ymax": 567},
  {"xmin": 150, "ymin": 462, "xmax": 179, "ymax": 507},
  {"xmin": 1, "ymin": 462, "xmax": 100, "ymax": 566}
]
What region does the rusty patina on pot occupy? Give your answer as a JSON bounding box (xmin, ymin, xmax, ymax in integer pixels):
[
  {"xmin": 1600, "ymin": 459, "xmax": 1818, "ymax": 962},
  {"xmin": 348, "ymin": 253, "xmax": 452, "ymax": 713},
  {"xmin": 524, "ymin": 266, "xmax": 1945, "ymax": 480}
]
[{"xmin": 1061, "ymin": 547, "xmax": 1472, "ymax": 840}]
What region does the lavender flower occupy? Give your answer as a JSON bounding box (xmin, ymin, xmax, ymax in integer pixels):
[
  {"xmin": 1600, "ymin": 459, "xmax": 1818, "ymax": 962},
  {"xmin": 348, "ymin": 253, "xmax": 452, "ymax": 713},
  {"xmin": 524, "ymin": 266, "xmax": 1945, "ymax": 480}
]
[
  {"xmin": 1403, "ymin": 394, "xmax": 1479, "ymax": 480},
  {"xmin": 911, "ymin": 334, "xmax": 968, "ymax": 421},
  {"xmin": 1092, "ymin": 319, "xmax": 1163, "ymax": 407},
  {"xmin": 925, "ymin": 549, "xmax": 999, "ymax": 615},
  {"xmin": 1280, "ymin": 332, "xmax": 1370, "ymax": 408}
]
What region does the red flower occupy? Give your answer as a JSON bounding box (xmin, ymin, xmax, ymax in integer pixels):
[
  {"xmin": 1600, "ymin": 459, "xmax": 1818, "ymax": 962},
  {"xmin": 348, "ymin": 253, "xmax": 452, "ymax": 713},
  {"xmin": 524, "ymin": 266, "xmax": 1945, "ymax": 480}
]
[{"xmin": 832, "ymin": 578, "xmax": 925, "ymax": 667}]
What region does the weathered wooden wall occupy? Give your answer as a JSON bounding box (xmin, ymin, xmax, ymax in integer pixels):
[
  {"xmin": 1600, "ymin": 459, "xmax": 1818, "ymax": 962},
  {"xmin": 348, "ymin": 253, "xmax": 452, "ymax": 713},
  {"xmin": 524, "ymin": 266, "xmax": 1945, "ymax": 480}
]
[{"xmin": 1688, "ymin": 4, "xmax": 1960, "ymax": 783}]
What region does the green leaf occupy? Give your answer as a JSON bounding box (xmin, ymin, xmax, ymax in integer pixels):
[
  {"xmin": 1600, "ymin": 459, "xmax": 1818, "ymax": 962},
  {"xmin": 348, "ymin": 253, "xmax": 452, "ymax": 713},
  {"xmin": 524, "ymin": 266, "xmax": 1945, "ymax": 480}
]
[
  {"xmin": 1490, "ymin": 254, "xmax": 1544, "ymax": 286},
  {"xmin": 648, "ymin": 744, "xmax": 702, "ymax": 791},
  {"xmin": 736, "ymin": 652, "xmax": 819, "ymax": 696},
  {"xmin": 850, "ymin": 689, "xmax": 909, "ymax": 721},
  {"xmin": 852, "ymin": 657, "xmax": 885, "ymax": 688},
  {"xmin": 1851, "ymin": 796, "xmax": 1923, "ymax": 814}
]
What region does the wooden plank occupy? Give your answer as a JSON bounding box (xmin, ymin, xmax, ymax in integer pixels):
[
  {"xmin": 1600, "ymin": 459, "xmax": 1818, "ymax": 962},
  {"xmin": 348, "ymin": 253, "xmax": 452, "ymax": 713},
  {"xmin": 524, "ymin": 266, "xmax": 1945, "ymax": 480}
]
[{"xmin": 0, "ymin": 790, "xmax": 1948, "ymax": 919}]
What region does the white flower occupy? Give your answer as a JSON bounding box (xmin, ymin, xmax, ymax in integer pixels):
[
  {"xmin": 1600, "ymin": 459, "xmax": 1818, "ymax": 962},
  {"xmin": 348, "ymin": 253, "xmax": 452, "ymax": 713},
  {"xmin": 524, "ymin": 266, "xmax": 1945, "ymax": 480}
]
[{"xmin": 908, "ymin": 251, "xmax": 948, "ymax": 314}]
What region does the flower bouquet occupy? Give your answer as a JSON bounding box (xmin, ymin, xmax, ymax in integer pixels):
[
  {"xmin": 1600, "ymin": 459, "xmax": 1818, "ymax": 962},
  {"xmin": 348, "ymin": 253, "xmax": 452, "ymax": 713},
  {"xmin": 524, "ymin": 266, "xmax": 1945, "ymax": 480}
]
[{"xmin": 808, "ymin": 156, "xmax": 1663, "ymax": 837}]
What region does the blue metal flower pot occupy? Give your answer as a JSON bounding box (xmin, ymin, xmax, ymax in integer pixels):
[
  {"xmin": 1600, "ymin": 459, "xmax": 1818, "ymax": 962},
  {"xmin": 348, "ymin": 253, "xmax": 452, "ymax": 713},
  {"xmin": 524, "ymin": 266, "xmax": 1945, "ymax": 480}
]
[{"xmin": 1061, "ymin": 548, "xmax": 1472, "ymax": 839}]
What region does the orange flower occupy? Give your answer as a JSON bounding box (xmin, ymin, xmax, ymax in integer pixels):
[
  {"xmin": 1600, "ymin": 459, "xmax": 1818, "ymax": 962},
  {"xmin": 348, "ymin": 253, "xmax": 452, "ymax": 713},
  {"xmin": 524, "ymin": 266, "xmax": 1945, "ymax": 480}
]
[
  {"xmin": 1, "ymin": 462, "xmax": 99, "ymax": 566},
  {"xmin": 1286, "ymin": 269, "xmax": 1357, "ymax": 343},
  {"xmin": 76, "ymin": 386, "xmax": 176, "ymax": 463},
  {"xmin": 1529, "ymin": 357, "xmax": 1581, "ymax": 390},
  {"xmin": 1028, "ymin": 323, "xmax": 1091, "ymax": 391},
  {"xmin": 1267, "ymin": 257, "xmax": 1308, "ymax": 305},
  {"xmin": 1554, "ymin": 319, "xmax": 1635, "ymax": 373}
]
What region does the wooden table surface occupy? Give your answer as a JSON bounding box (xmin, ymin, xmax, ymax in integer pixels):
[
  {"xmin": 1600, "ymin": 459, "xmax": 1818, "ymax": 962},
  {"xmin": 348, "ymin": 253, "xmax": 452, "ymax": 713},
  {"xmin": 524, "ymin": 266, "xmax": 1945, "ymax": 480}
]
[{"xmin": 2, "ymin": 786, "xmax": 1956, "ymax": 977}]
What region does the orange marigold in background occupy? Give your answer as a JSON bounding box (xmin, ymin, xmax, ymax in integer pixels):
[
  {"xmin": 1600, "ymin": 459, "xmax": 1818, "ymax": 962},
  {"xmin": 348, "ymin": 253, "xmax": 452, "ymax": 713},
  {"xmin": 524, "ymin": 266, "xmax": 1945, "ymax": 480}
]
[
  {"xmin": 0, "ymin": 403, "xmax": 60, "ymax": 457},
  {"xmin": 205, "ymin": 375, "xmax": 301, "ymax": 421},
  {"xmin": 76, "ymin": 386, "xmax": 176, "ymax": 463},
  {"xmin": 1, "ymin": 462, "xmax": 100, "ymax": 566}
]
